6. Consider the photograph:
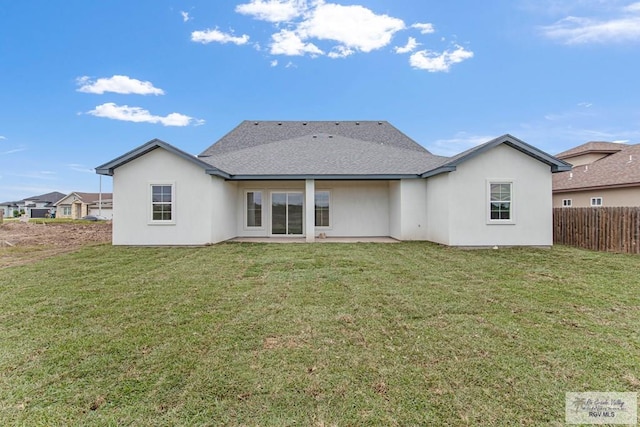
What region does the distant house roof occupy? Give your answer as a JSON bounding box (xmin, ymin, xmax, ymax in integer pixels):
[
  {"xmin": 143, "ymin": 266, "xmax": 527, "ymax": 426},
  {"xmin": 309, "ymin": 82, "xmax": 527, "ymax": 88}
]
[
  {"xmin": 553, "ymin": 143, "xmax": 640, "ymax": 192},
  {"xmin": 96, "ymin": 121, "xmax": 570, "ymax": 179},
  {"xmin": 556, "ymin": 141, "xmax": 626, "ymax": 160},
  {"xmin": 24, "ymin": 191, "xmax": 66, "ymax": 206}
]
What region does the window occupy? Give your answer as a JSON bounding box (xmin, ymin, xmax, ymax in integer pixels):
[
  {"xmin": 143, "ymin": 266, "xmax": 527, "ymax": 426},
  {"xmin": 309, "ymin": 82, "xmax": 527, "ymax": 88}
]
[
  {"xmin": 562, "ymin": 199, "xmax": 572, "ymax": 207},
  {"xmin": 591, "ymin": 197, "xmax": 603, "ymax": 207},
  {"xmin": 315, "ymin": 191, "xmax": 330, "ymax": 227},
  {"xmin": 151, "ymin": 184, "xmax": 173, "ymax": 222},
  {"xmin": 489, "ymin": 182, "xmax": 512, "ymax": 221},
  {"xmin": 62, "ymin": 206, "xmax": 71, "ymax": 216},
  {"xmin": 246, "ymin": 191, "xmax": 262, "ymax": 227}
]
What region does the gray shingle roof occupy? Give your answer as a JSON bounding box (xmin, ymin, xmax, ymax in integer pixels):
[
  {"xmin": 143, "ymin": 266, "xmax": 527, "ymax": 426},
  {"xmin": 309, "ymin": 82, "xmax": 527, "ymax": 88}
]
[
  {"xmin": 24, "ymin": 192, "xmax": 66, "ymax": 206},
  {"xmin": 202, "ymin": 133, "xmax": 446, "ymax": 176},
  {"xmin": 96, "ymin": 122, "xmax": 570, "ymax": 179},
  {"xmin": 199, "ymin": 121, "xmax": 430, "ymax": 157}
]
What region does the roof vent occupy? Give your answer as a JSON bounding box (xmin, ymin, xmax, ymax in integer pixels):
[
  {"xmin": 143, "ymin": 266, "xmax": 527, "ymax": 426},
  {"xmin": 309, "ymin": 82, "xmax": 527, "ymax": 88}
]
[
  {"xmin": 629, "ymin": 155, "xmax": 634, "ymax": 163},
  {"xmin": 328, "ymin": 135, "xmax": 333, "ymax": 138},
  {"xmin": 569, "ymin": 172, "xmax": 573, "ymax": 179},
  {"xmin": 302, "ymin": 122, "xmax": 307, "ymax": 125},
  {"xmin": 278, "ymin": 122, "xmax": 282, "ymax": 125},
  {"xmin": 335, "ymin": 122, "xmax": 339, "ymax": 125},
  {"xmin": 254, "ymin": 122, "xmax": 259, "ymax": 125},
  {"xmin": 313, "ymin": 135, "xmax": 317, "ymax": 138},
  {"xmin": 378, "ymin": 121, "xmax": 383, "ymax": 125},
  {"xmin": 355, "ymin": 122, "xmax": 360, "ymax": 125}
]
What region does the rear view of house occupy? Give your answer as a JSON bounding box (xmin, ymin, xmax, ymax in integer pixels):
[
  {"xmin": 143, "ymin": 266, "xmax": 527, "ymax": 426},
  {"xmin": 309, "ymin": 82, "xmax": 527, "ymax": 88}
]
[{"xmin": 97, "ymin": 121, "xmax": 570, "ymax": 246}]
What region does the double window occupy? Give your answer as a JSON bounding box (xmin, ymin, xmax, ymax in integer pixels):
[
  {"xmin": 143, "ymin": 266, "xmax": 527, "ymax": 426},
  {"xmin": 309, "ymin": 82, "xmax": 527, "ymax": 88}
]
[
  {"xmin": 591, "ymin": 197, "xmax": 603, "ymax": 207},
  {"xmin": 562, "ymin": 199, "xmax": 572, "ymax": 207},
  {"xmin": 489, "ymin": 182, "xmax": 512, "ymax": 222},
  {"xmin": 151, "ymin": 184, "xmax": 174, "ymax": 223},
  {"xmin": 245, "ymin": 190, "xmax": 331, "ymax": 229}
]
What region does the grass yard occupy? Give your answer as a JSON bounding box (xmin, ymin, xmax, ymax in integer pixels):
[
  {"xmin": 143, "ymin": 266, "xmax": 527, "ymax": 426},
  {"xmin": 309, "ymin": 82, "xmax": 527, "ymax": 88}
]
[{"xmin": 0, "ymin": 242, "xmax": 639, "ymax": 425}]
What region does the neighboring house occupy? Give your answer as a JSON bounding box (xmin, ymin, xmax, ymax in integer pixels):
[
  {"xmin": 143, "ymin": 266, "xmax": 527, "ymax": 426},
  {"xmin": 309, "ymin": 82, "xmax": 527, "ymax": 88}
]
[
  {"xmin": 54, "ymin": 192, "xmax": 114, "ymax": 219},
  {"xmin": 0, "ymin": 191, "xmax": 65, "ymax": 218},
  {"xmin": 553, "ymin": 141, "xmax": 640, "ymax": 208},
  {"xmin": 96, "ymin": 121, "xmax": 570, "ymax": 246}
]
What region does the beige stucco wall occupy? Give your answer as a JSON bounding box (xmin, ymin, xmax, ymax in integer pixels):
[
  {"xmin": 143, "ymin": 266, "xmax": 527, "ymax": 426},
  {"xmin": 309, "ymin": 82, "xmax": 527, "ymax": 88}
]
[
  {"xmin": 430, "ymin": 144, "xmax": 553, "ymax": 247},
  {"xmin": 234, "ymin": 180, "xmax": 391, "ymax": 237},
  {"xmin": 112, "ymin": 148, "xmax": 218, "ymax": 245},
  {"xmin": 553, "ymin": 187, "xmax": 640, "ymax": 208}
]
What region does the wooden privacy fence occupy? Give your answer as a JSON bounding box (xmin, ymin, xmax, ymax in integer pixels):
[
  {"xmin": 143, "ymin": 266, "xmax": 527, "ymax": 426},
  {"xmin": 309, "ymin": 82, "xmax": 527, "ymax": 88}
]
[{"xmin": 553, "ymin": 207, "xmax": 640, "ymax": 253}]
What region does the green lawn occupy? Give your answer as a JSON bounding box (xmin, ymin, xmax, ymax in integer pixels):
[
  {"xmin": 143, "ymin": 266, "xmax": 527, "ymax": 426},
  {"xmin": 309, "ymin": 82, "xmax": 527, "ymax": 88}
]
[{"xmin": 0, "ymin": 242, "xmax": 638, "ymax": 426}]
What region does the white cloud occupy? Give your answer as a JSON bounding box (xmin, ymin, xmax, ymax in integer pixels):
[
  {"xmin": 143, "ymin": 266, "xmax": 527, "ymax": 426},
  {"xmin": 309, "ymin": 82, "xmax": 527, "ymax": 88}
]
[
  {"xmin": 541, "ymin": 3, "xmax": 640, "ymax": 44},
  {"xmin": 191, "ymin": 28, "xmax": 250, "ymax": 45},
  {"xmin": 76, "ymin": 75, "xmax": 165, "ymax": 95},
  {"xmin": 1, "ymin": 147, "xmax": 27, "ymax": 155},
  {"xmin": 0, "ymin": 136, "xmax": 6, "ymax": 140},
  {"xmin": 192, "ymin": 2, "xmax": 470, "ymax": 72},
  {"xmin": 578, "ymin": 101, "xmax": 593, "ymax": 107},
  {"xmin": 297, "ymin": 2, "xmax": 405, "ymax": 53},
  {"xmin": 409, "ymin": 44, "xmax": 474, "ymax": 72},
  {"xmin": 86, "ymin": 103, "xmax": 203, "ymax": 127},
  {"xmin": 235, "ymin": 0, "xmax": 305, "ymax": 22},
  {"xmin": 395, "ymin": 37, "xmax": 419, "ymax": 54},
  {"xmin": 181, "ymin": 11, "xmax": 192, "ymax": 22},
  {"xmin": 270, "ymin": 59, "xmax": 279, "ymax": 67},
  {"xmin": 68, "ymin": 164, "xmax": 94, "ymax": 173},
  {"xmin": 429, "ymin": 133, "xmax": 495, "ymax": 156},
  {"xmin": 328, "ymin": 46, "xmax": 354, "ymax": 58},
  {"xmin": 412, "ymin": 22, "xmax": 435, "ymax": 34},
  {"xmin": 270, "ymin": 29, "xmax": 323, "ymax": 56}
]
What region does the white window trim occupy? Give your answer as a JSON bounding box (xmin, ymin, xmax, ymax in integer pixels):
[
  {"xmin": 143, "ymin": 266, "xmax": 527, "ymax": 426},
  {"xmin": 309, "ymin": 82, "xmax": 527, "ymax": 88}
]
[
  {"xmin": 148, "ymin": 182, "xmax": 176, "ymax": 225},
  {"xmin": 590, "ymin": 197, "xmax": 603, "ymax": 207},
  {"xmin": 314, "ymin": 189, "xmax": 332, "ymax": 229},
  {"xmin": 562, "ymin": 199, "xmax": 572, "ymax": 207},
  {"xmin": 486, "ymin": 180, "xmax": 515, "ymax": 225},
  {"xmin": 244, "ymin": 189, "xmax": 265, "ymax": 230}
]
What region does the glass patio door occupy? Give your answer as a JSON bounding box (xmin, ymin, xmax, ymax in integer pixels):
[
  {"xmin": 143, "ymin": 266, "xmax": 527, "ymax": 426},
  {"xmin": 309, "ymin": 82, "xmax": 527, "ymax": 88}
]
[{"xmin": 271, "ymin": 192, "xmax": 303, "ymax": 235}]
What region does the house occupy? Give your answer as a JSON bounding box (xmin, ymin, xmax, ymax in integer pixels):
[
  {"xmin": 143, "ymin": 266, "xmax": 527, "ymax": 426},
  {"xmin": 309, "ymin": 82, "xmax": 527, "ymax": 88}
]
[
  {"xmin": 96, "ymin": 121, "xmax": 570, "ymax": 246},
  {"xmin": 54, "ymin": 192, "xmax": 114, "ymax": 219},
  {"xmin": 0, "ymin": 191, "xmax": 65, "ymax": 218},
  {"xmin": 553, "ymin": 141, "xmax": 640, "ymax": 208}
]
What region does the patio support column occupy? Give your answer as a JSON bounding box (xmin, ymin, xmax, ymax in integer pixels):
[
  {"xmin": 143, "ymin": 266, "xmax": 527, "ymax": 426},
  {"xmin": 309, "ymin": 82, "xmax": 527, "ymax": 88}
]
[{"xmin": 305, "ymin": 179, "xmax": 315, "ymax": 242}]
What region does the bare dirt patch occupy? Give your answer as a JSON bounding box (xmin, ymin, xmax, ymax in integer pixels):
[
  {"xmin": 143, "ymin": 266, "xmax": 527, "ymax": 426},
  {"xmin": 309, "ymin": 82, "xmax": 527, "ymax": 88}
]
[{"xmin": 0, "ymin": 221, "xmax": 111, "ymax": 268}]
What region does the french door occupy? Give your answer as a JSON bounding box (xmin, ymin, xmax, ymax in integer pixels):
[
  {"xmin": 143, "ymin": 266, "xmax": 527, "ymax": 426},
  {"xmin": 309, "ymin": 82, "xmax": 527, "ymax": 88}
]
[{"xmin": 271, "ymin": 192, "xmax": 303, "ymax": 235}]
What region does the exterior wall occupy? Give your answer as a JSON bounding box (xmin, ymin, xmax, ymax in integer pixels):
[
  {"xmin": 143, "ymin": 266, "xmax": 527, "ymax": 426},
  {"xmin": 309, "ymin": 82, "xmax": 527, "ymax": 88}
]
[
  {"xmin": 234, "ymin": 180, "xmax": 390, "ymax": 237},
  {"xmin": 553, "ymin": 187, "xmax": 640, "ymax": 208},
  {"xmin": 562, "ymin": 152, "xmax": 609, "ymax": 167},
  {"xmin": 211, "ymin": 180, "xmax": 237, "ymax": 243},
  {"xmin": 112, "ymin": 148, "xmax": 217, "ymax": 245},
  {"xmin": 391, "ymin": 179, "xmax": 428, "ymax": 240},
  {"xmin": 445, "ymin": 144, "xmax": 553, "ymax": 247},
  {"xmin": 425, "ymin": 173, "xmax": 451, "ymax": 245}
]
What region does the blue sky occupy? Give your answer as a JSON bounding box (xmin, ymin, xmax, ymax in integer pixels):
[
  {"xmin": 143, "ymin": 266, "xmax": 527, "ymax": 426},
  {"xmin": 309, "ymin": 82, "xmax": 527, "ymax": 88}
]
[{"xmin": 1, "ymin": 0, "xmax": 640, "ymax": 201}]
